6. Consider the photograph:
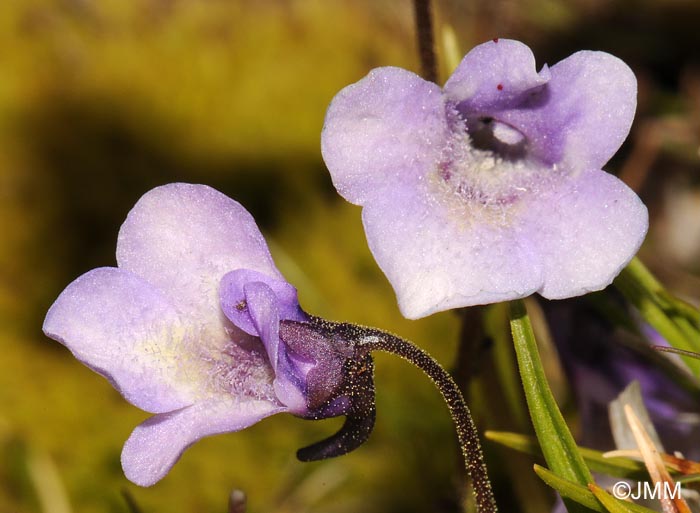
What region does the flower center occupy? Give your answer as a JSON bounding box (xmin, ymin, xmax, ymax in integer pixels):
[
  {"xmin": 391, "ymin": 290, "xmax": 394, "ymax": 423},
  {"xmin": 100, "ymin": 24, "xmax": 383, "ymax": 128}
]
[
  {"xmin": 201, "ymin": 327, "xmax": 277, "ymax": 402},
  {"xmin": 467, "ymin": 117, "xmax": 527, "ymax": 161},
  {"xmin": 432, "ymin": 108, "xmax": 557, "ymax": 213}
]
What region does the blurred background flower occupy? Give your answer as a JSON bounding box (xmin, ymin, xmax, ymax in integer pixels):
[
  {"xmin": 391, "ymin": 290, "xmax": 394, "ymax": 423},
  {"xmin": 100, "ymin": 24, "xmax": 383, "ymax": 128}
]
[{"xmin": 1, "ymin": 1, "xmax": 699, "ymax": 512}]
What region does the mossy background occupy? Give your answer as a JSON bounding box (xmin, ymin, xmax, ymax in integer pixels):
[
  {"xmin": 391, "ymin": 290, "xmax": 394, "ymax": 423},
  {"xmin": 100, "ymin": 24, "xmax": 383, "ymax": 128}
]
[{"xmin": 1, "ymin": 1, "xmax": 699, "ymax": 512}]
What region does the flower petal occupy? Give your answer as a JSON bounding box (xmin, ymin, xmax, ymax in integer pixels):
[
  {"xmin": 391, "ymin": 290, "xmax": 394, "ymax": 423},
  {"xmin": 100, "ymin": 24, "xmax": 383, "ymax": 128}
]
[
  {"xmin": 116, "ymin": 183, "xmax": 282, "ymax": 326},
  {"xmin": 243, "ymin": 281, "xmax": 308, "ymax": 414},
  {"xmin": 528, "ymin": 170, "xmax": 648, "ymax": 299},
  {"xmin": 321, "ymin": 67, "xmax": 448, "ymax": 204},
  {"xmin": 219, "ymin": 269, "xmax": 306, "ymax": 337},
  {"xmin": 121, "ymin": 397, "xmax": 285, "ymax": 486},
  {"xmin": 361, "ymin": 184, "xmax": 543, "ymax": 319},
  {"xmin": 444, "ymin": 39, "xmax": 550, "ymax": 112},
  {"xmin": 496, "ymin": 50, "xmax": 637, "ymax": 171},
  {"xmin": 543, "ymin": 50, "xmax": 637, "ymax": 172},
  {"xmin": 219, "ymin": 270, "xmax": 310, "ymax": 413},
  {"xmin": 43, "ymin": 268, "xmax": 199, "ymax": 413}
]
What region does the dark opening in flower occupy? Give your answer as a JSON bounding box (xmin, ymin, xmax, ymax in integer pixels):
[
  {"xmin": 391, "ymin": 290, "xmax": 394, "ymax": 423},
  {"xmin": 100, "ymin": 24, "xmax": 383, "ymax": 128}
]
[
  {"xmin": 322, "ymin": 39, "xmax": 648, "ymax": 319},
  {"xmin": 466, "ymin": 117, "xmax": 528, "ymax": 160}
]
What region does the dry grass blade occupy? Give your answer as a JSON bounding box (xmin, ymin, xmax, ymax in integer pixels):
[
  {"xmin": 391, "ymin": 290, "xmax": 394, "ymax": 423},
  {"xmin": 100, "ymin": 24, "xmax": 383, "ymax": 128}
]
[
  {"xmin": 603, "ymin": 449, "xmax": 700, "ymax": 475},
  {"xmin": 624, "ymin": 405, "xmax": 691, "ymax": 513}
]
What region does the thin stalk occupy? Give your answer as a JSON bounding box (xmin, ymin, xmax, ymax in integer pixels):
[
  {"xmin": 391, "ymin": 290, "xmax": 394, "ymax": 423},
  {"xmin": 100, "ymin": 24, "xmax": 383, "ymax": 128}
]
[
  {"xmin": 653, "ymin": 345, "xmax": 700, "ymax": 360},
  {"xmin": 413, "ymin": 0, "xmax": 438, "ymax": 83},
  {"xmin": 356, "ymin": 327, "xmax": 498, "ymax": 513}
]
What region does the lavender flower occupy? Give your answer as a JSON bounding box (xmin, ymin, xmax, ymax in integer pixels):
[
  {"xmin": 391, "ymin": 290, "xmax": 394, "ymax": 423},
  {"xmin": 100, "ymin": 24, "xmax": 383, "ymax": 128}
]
[
  {"xmin": 546, "ymin": 297, "xmax": 700, "ymax": 459},
  {"xmin": 322, "ymin": 39, "xmax": 648, "ymax": 319},
  {"xmin": 43, "ymin": 184, "xmax": 375, "ymax": 486}
]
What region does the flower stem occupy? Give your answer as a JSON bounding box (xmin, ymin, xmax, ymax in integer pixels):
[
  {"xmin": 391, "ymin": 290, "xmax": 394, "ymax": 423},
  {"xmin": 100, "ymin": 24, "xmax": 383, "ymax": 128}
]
[
  {"xmin": 356, "ymin": 327, "xmax": 498, "ymax": 513},
  {"xmin": 413, "ymin": 0, "xmax": 438, "ymax": 83}
]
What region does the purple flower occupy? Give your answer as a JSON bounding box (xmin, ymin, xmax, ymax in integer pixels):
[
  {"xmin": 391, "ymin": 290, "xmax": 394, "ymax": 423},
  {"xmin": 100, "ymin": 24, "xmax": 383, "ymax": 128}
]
[
  {"xmin": 43, "ymin": 184, "xmax": 373, "ymax": 486},
  {"xmin": 322, "ymin": 39, "xmax": 648, "ymax": 319},
  {"xmin": 546, "ymin": 298, "xmax": 700, "ymax": 459}
]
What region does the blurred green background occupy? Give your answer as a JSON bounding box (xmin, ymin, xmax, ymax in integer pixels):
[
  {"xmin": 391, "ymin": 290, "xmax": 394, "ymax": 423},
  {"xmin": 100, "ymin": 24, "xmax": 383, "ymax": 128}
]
[{"xmin": 1, "ymin": 1, "xmax": 699, "ymax": 512}]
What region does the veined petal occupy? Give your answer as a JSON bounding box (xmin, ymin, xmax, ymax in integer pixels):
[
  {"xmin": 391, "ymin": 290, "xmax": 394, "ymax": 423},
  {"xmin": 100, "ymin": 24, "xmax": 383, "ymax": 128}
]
[
  {"xmin": 444, "ymin": 38, "xmax": 550, "ymax": 112},
  {"xmin": 43, "ymin": 268, "xmax": 201, "ymax": 413},
  {"xmin": 219, "ymin": 269, "xmax": 307, "ymax": 338},
  {"xmin": 498, "ymin": 50, "xmax": 637, "ymax": 172},
  {"xmin": 529, "ymin": 169, "xmax": 648, "ymax": 298},
  {"xmin": 544, "ymin": 50, "xmax": 637, "ymax": 172},
  {"xmin": 322, "ymin": 67, "xmax": 448, "ymax": 204},
  {"xmin": 121, "ymin": 397, "xmax": 286, "ymax": 486},
  {"xmin": 361, "ymin": 184, "xmax": 542, "ymax": 319},
  {"xmin": 116, "ymin": 183, "xmax": 283, "ymax": 327},
  {"xmin": 219, "ymin": 271, "xmax": 309, "ymax": 413},
  {"xmin": 243, "ymin": 282, "xmax": 308, "ymax": 414}
]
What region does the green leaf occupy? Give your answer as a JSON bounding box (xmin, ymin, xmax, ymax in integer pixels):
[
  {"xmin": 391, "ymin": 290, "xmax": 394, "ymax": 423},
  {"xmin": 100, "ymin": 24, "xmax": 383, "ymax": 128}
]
[
  {"xmin": 485, "ymin": 431, "xmax": 648, "ymax": 480},
  {"xmin": 534, "ymin": 464, "xmax": 604, "ymax": 512},
  {"xmin": 509, "ymin": 300, "xmax": 594, "ymax": 513},
  {"xmin": 589, "ymin": 483, "xmax": 636, "ymax": 513},
  {"xmin": 509, "ymin": 300, "xmax": 592, "ymax": 483},
  {"xmin": 658, "ymin": 290, "xmax": 700, "ymax": 327},
  {"xmin": 534, "ymin": 465, "xmax": 657, "ymax": 513},
  {"xmin": 678, "ymin": 474, "xmax": 700, "ymax": 484},
  {"xmin": 614, "ymin": 258, "xmax": 700, "ymax": 374},
  {"xmin": 587, "ymin": 293, "xmax": 700, "ymax": 399}
]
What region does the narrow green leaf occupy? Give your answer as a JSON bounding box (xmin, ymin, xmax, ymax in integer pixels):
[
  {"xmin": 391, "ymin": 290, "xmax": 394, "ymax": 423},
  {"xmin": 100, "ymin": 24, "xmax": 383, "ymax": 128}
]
[
  {"xmin": 509, "ymin": 300, "xmax": 592, "ymax": 485},
  {"xmin": 587, "ymin": 293, "xmax": 700, "ymax": 399},
  {"xmin": 614, "ymin": 258, "xmax": 700, "ymax": 373},
  {"xmin": 678, "ymin": 474, "xmax": 700, "ymax": 484},
  {"xmin": 485, "ymin": 431, "xmax": 648, "ymax": 480},
  {"xmin": 534, "ymin": 464, "xmax": 605, "ymax": 512},
  {"xmin": 534, "ymin": 465, "xmax": 657, "ymax": 513},
  {"xmin": 573, "ymin": 449, "xmax": 644, "ymax": 481},
  {"xmin": 589, "ymin": 483, "xmax": 636, "ymax": 513},
  {"xmin": 510, "ymin": 300, "xmax": 595, "ymax": 513},
  {"xmin": 658, "ymin": 290, "xmax": 700, "ymax": 326}
]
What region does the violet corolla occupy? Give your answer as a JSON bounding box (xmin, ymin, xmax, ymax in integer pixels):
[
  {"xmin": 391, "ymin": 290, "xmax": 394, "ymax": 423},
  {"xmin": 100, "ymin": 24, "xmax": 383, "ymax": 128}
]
[
  {"xmin": 322, "ymin": 39, "xmax": 649, "ymax": 319},
  {"xmin": 43, "ymin": 184, "xmax": 377, "ymax": 487},
  {"xmin": 545, "ymin": 298, "xmax": 700, "ymax": 459}
]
